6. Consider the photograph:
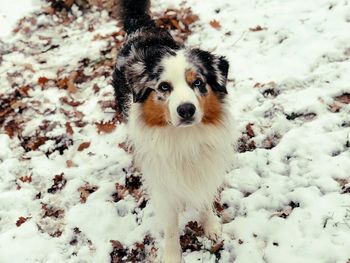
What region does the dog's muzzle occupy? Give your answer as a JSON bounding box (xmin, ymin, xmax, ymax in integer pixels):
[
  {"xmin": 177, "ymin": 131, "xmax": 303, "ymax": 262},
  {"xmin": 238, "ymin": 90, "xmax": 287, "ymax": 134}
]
[{"xmin": 177, "ymin": 103, "xmax": 196, "ymax": 125}]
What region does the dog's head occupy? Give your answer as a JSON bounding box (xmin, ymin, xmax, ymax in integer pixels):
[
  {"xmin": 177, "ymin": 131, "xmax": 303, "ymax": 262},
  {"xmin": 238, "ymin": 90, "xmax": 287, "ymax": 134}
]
[{"xmin": 127, "ymin": 48, "xmax": 229, "ymax": 127}]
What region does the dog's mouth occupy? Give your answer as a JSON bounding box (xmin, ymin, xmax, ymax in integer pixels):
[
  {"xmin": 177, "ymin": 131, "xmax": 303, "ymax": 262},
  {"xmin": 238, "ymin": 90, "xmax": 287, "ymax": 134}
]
[{"xmin": 177, "ymin": 118, "xmax": 196, "ymax": 127}]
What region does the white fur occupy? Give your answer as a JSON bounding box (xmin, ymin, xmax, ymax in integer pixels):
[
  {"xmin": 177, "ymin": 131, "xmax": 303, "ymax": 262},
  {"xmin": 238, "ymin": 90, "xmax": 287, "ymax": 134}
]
[
  {"xmin": 127, "ymin": 98, "xmax": 237, "ymax": 262},
  {"xmin": 159, "ymin": 50, "xmax": 203, "ymax": 127}
]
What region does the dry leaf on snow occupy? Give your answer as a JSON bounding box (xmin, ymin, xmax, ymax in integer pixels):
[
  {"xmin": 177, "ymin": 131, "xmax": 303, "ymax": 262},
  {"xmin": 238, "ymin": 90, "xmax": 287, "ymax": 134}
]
[
  {"xmin": 96, "ymin": 121, "xmax": 116, "ymax": 133},
  {"xmin": 210, "ymin": 20, "xmax": 221, "ymax": 29},
  {"xmin": 78, "ymin": 142, "xmax": 91, "ymax": 151},
  {"xmin": 16, "ymin": 216, "xmax": 31, "ymax": 227},
  {"xmin": 78, "ymin": 184, "xmax": 98, "ymax": 203}
]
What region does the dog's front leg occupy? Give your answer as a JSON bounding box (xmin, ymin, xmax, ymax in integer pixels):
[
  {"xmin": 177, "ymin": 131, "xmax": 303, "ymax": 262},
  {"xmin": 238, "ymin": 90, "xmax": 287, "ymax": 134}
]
[
  {"xmin": 200, "ymin": 206, "xmax": 222, "ymax": 241},
  {"xmin": 163, "ymin": 213, "xmax": 181, "ymax": 263},
  {"xmin": 153, "ymin": 195, "xmax": 182, "ymax": 263}
]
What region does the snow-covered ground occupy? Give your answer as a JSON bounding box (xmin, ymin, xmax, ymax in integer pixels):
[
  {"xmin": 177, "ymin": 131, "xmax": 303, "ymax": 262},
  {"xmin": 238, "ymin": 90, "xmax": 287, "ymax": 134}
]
[{"xmin": 0, "ymin": 0, "xmax": 350, "ymax": 262}]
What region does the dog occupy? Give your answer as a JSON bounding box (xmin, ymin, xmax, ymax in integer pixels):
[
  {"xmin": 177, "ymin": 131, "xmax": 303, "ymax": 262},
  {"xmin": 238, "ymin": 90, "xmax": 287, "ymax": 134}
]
[{"xmin": 112, "ymin": 0, "xmax": 236, "ymax": 262}]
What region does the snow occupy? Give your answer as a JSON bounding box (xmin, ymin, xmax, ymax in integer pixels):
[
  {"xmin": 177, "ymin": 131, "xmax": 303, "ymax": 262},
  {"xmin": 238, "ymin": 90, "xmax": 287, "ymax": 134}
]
[
  {"xmin": 1, "ymin": 0, "xmax": 350, "ymax": 262},
  {"xmin": 0, "ymin": 0, "xmax": 41, "ymax": 37}
]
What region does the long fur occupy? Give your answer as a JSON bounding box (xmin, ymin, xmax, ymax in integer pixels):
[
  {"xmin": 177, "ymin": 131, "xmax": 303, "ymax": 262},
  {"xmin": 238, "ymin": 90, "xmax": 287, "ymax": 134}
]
[
  {"xmin": 128, "ymin": 103, "xmax": 235, "ymax": 209},
  {"xmin": 113, "ymin": 1, "xmax": 237, "ymax": 262}
]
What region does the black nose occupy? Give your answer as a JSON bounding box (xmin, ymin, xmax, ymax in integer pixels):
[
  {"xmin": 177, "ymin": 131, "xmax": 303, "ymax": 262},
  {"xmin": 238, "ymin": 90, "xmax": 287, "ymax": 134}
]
[{"xmin": 177, "ymin": 103, "xmax": 196, "ymax": 119}]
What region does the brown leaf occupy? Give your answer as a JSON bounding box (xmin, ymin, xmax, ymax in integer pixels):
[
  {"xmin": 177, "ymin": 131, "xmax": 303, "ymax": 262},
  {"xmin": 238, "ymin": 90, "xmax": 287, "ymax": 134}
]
[
  {"xmin": 261, "ymin": 133, "xmax": 281, "ymax": 149},
  {"xmin": 93, "ymin": 84, "xmax": 100, "ymax": 94},
  {"xmin": 334, "ymin": 93, "xmax": 350, "ymax": 104},
  {"xmin": 78, "ymin": 184, "xmax": 98, "ymax": 203},
  {"xmin": 112, "ymin": 183, "xmax": 128, "ymax": 202},
  {"xmin": 246, "ymin": 123, "xmax": 255, "ymax": 138},
  {"xmin": 18, "ymin": 85, "xmax": 30, "ymax": 96},
  {"xmin": 254, "ymin": 82, "xmax": 262, "ymax": 88},
  {"xmin": 328, "ymin": 102, "xmax": 342, "ymax": 113},
  {"xmin": 210, "ymin": 240, "xmax": 224, "ymax": 254},
  {"xmin": 24, "ymin": 136, "xmax": 47, "ymax": 151},
  {"xmin": 16, "ymin": 216, "xmax": 31, "ymax": 227},
  {"xmin": 186, "ymin": 221, "xmax": 204, "ymax": 236},
  {"xmin": 57, "ymin": 77, "xmax": 69, "ymax": 89},
  {"xmin": 10, "ymin": 100, "xmax": 26, "ymax": 110},
  {"xmin": 249, "ymin": 25, "xmax": 265, "ymax": 32},
  {"xmin": 271, "ymin": 207, "xmax": 293, "ymax": 218},
  {"xmin": 214, "ymin": 200, "xmax": 224, "ymax": 214},
  {"xmin": 96, "ymin": 121, "xmax": 116, "ymax": 134},
  {"xmin": 154, "ymin": 8, "xmax": 198, "ymax": 43},
  {"xmin": 335, "ymin": 178, "xmax": 348, "ymax": 187},
  {"xmin": 47, "ymin": 173, "xmax": 67, "ymax": 194},
  {"xmin": 66, "ymin": 160, "xmax": 77, "ymax": 168},
  {"xmin": 38, "ymin": 76, "xmax": 49, "ymax": 86},
  {"xmin": 60, "ymin": 97, "xmax": 83, "ymax": 107},
  {"xmin": 19, "ymin": 175, "xmax": 32, "ymax": 183},
  {"xmin": 210, "ymin": 20, "xmax": 221, "ymax": 29},
  {"xmin": 78, "ymin": 141, "xmax": 91, "ymax": 151},
  {"xmin": 110, "ymin": 240, "xmax": 124, "ymax": 250},
  {"xmin": 65, "ymin": 122, "xmax": 74, "ymax": 135},
  {"xmin": 118, "ymin": 142, "xmax": 133, "ymax": 154},
  {"xmin": 100, "ymin": 100, "xmax": 116, "ymax": 110},
  {"xmin": 42, "ymin": 203, "xmax": 64, "ymax": 218},
  {"xmin": 67, "ymin": 72, "xmax": 78, "ymax": 93}
]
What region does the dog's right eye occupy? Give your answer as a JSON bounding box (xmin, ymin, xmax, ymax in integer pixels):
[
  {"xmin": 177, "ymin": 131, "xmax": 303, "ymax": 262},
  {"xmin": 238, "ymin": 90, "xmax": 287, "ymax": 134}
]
[{"xmin": 158, "ymin": 82, "xmax": 172, "ymax": 92}]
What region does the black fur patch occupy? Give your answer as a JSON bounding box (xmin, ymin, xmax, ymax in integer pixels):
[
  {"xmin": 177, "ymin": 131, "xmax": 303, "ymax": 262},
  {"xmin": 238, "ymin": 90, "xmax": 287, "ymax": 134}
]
[
  {"xmin": 189, "ymin": 49, "xmax": 229, "ymax": 95},
  {"xmin": 133, "ymin": 87, "xmax": 153, "ymax": 103}
]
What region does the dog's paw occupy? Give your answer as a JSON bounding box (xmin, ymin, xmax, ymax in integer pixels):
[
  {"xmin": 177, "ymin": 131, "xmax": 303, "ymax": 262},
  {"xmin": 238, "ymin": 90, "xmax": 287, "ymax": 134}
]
[{"xmin": 204, "ymin": 219, "xmax": 222, "ymax": 241}]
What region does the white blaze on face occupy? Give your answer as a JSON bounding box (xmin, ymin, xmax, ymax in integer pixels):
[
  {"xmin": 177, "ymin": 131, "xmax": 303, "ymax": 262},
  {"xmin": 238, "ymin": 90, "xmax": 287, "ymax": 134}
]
[{"xmin": 160, "ymin": 50, "xmax": 203, "ymax": 127}]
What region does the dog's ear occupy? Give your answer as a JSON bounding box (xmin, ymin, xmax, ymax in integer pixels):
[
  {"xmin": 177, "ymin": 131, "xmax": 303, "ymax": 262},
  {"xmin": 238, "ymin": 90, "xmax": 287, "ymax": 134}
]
[
  {"xmin": 210, "ymin": 56, "xmax": 229, "ymax": 94},
  {"xmin": 190, "ymin": 49, "xmax": 229, "ymax": 95},
  {"xmin": 133, "ymin": 87, "xmax": 153, "ymax": 103}
]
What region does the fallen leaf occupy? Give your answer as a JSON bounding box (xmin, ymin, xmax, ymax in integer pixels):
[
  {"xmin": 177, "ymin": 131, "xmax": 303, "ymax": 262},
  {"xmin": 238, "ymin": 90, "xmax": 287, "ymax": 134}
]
[
  {"xmin": 67, "ymin": 72, "xmax": 78, "ymax": 93},
  {"xmin": 19, "ymin": 175, "xmax": 32, "ymax": 183},
  {"xmin": 57, "ymin": 77, "xmax": 69, "ymax": 89},
  {"xmin": 47, "ymin": 173, "xmax": 67, "ymax": 194},
  {"xmin": 38, "ymin": 76, "xmax": 49, "ymax": 86},
  {"xmin": 334, "ymin": 93, "xmax": 350, "ymax": 104},
  {"xmin": 335, "ymin": 178, "xmax": 348, "ymax": 187},
  {"xmin": 246, "ymin": 123, "xmax": 255, "ymax": 138},
  {"xmin": 118, "ymin": 142, "xmax": 133, "ymax": 153},
  {"xmin": 96, "ymin": 121, "xmax": 116, "ymax": 133},
  {"xmin": 271, "ymin": 207, "xmax": 293, "ymax": 218},
  {"xmin": 328, "ymin": 102, "xmax": 342, "ymax": 113},
  {"xmin": 41, "ymin": 203, "xmax": 64, "ymax": 218},
  {"xmin": 100, "ymin": 100, "xmax": 116, "ymax": 110},
  {"xmin": 18, "ymin": 85, "xmax": 30, "ymax": 96},
  {"xmin": 16, "ymin": 216, "xmax": 31, "ymax": 227},
  {"xmin": 66, "ymin": 160, "xmax": 77, "ymax": 168},
  {"xmin": 78, "ymin": 141, "xmax": 91, "ymax": 151},
  {"xmin": 60, "ymin": 97, "xmax": 83, "ymax": 107},
  {"xmin": 210, "ymin": 240, "xmax": 224, "ymax": 254},
  {"xmin": 65, "ymin": 122, "xmax": 74, "ymax": 135},
  {"xmin": 249, "ymin": 25, "xmax": 265, "ymax": 32},
  {"xmin": 210, "ymin": 20, "xmax": 221, "ymax": 29},
  {"xmin": 78, "ymin": 184, "xmax": 98, "ymax": 203}
]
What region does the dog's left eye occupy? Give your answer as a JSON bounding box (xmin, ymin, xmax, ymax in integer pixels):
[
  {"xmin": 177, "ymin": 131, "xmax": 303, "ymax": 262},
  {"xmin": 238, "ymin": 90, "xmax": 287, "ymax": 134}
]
[
  {"xmin": 193, "ymin": 79, "xmax": 203, "ymax": 87},
  {"xmin": 159, "ymin": 82, "xmax": 172, "ymax": 92}
]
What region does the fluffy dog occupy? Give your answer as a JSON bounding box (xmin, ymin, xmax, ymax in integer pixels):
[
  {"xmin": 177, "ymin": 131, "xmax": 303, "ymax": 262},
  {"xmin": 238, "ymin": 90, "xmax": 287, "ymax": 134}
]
[{"xmin": 113, "ymin": 1, "xmax": 236, "ymax": 262}]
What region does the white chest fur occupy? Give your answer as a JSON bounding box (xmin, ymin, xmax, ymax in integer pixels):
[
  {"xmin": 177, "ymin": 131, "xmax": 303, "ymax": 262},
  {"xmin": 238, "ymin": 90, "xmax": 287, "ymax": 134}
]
[{"xmin": 127, "ymin": 104, "xmax": 236, "ymax": 209}]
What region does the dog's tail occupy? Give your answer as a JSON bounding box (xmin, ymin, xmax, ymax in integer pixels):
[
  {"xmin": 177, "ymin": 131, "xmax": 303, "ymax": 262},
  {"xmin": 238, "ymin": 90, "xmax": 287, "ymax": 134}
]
[{"xmin": 117, "ymin": 0, "xmax": 155, "ymax": 34}]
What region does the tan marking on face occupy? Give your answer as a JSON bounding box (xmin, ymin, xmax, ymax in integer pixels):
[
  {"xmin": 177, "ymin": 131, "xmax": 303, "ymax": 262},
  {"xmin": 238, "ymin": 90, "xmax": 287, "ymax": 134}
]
[
  {"xmin": 142, "ymin": 92, "xmax": 169, "ymax": 127},
  {"xmin": 199, "ymin": 87, "xmax": 222, "ymax": 125},
  {"xmin": 185, "ymin": 68, "xmax": 197, "ymax": 86}
]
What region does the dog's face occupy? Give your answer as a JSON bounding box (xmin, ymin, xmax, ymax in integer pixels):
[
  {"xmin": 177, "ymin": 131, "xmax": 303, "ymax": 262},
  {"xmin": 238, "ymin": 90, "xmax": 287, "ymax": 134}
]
[{"xmin": 131, "ymin": 48, "xmax": 229, "ymax": 127}]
